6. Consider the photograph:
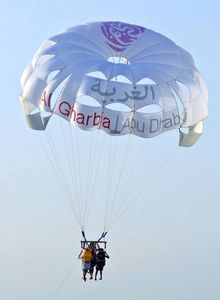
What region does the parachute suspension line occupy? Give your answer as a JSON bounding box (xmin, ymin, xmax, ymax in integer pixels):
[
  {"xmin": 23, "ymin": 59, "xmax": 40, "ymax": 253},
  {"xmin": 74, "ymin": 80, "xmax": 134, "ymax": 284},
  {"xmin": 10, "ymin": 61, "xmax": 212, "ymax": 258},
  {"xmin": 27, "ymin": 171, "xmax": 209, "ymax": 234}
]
[
  {"xmin": 91, "ymin": 63, "xmax": 116, "ymax": 233},
  {"xmin": 72, "ymin": 124, "xmax": 85, "ymax": 230},
  {"xmin": 40, "ymin": 130, "xmax": 81, "ymax": 228},
  {"xmin": 38, "ymin": 133, "xmax": 71, "ymax": 204},
  {"xmin": 81, "ymin": 132, "xmax": 94, "ymax": 230},
  {"xmin": 106, "ymin": 134, "xmax": 133, "ymax": 230},
  {"xmin": 38, "ymin": 134, "xmax": 62, "ymax": 188},
  {"xmin": 118, "ymin": 136, "xmax": 164, "ymax": 204},
  {"xmin": 106, "ymin": 63, "xmax": 135, "ymax": 229},
  {"xmin": 59, "ymin": 120, "xmax": 83, "ymax": 225},
  {"xmin": 38, "ymin": 76, "xmax": 83, "ymax": 229},
  {"xmin": 117, "ymin": 135, "xmax": 163, "ymax": 207},
  {"xmin": 108, "ymin": 137, "xmax": 166, "ymax": 228},
  {"xmin": 104, "ymin": 136, "xmax": 135, "ymax": 232},
  {"xmin": 67, "ymin": 122, "xmax": 83, "ymax": 225},
  {"xmin": 82, "ymin": 129, "xmax": 100, "ymax": 230},
  {"xmin": 83, "ymin": 129, "xmax": 106, "ymax": 230},
  {"xmin": 103, "ymin": 66, "xmax": 135, "ymax": 230},
  {"xmin": 104, "ymin": 136, "xmax": 119, "ymax": 232},
  {"xmin": 134, "ymin": 145, "xmax": 179, "ymax": 201},
  {"xmin": 104, "ymin": 60, "xmax": 134, "ymax": 231},
  {"xmin": 104, "ymin": 135, "xmax": 113, "ymax": 231},
  {"xmin": 83, "ymin": 62, "xmax": 115, "ymax": 231},
  {"xmin": 107, "ymin": 136, "xmax": 119, "ymax": 217},
  {"xmin": 45, "ymin": 129, "xmax": 82, "ymax": 227},
  {"xmin": 107, "ymin": 145, "xmax": 179, "ymax": 232},
  {"xmin": 49, "ymin": 260, "xmax": 79, "ymax": 300}
]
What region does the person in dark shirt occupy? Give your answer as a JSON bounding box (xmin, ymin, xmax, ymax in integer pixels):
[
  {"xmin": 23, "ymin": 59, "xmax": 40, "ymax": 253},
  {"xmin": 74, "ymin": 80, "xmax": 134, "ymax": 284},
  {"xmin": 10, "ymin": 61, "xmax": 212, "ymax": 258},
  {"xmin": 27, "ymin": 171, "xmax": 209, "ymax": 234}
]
[{"xmin": 94, "ymin": 248, "xmax": 110, "ymax": 280}]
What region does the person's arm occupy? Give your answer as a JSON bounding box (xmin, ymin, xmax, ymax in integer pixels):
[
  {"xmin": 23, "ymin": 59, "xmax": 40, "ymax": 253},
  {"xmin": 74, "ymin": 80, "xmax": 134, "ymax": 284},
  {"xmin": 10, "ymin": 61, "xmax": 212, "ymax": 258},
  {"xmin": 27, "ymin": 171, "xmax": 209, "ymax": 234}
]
[{"xmin": 105, "ymin": 252, "xmax": 110, "ymax": 259}]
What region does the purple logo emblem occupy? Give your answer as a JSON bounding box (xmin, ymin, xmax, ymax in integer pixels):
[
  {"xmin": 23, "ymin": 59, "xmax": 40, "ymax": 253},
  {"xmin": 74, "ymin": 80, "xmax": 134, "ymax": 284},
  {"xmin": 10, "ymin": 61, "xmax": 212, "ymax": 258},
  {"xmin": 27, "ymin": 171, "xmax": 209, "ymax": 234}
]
[{"xmin": 101, "ymin": 22, "xmax": 145, "ymax": 52}]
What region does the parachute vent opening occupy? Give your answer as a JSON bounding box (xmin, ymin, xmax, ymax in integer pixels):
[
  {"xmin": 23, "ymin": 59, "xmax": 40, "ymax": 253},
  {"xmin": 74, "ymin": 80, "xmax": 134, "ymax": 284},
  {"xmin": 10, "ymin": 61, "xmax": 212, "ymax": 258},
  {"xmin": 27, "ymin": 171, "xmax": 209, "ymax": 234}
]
[
  {"xmin": 41, "ymin": 110, "xmax": 52, "ymax": 118},
  {"xmin": 37, "ymin": 40, "xmax": 56, "ymax": 54},
  {"xmin": 110, "ymin": 75, "xmax": 132, "ymax": 83},
  {"xmin": 179, "ymin": 126, "xmax": 189, "ymax": 134},
  {"xmin": 40, "ymin": 75, "xmax": 71, "ymax": 111},
  {"xmin": 108, "ymin": 56, "xmax": 130, "ymax": 65},
  {"xmin": 28, "ymin": 106, "xmax": 41, "ymax": 115},
  {"xmin": 86, "ymin": 71, "xmax": 107, "ymax": 79},
  {"xmin": 46, "ymin": 70, "xmax": 61, "ymax": 84},
  {"xmin": 75, "ymin": 95, "xmax": 102, "ymax": 107},
  {"xmin": 136, "ymin": 78, "xmax": 157, "ymax": 85},
  {"xmin": 136, "ymin": 104, "xmax": 162, "ymax": 114},
  {"xmin": 176, "ymin": 81, "xmax": 191, "ymax": 102},
  {"xmin": 26, "ymin": 105, "xmax": 51, "ymax": 119},
  {"xmin": 106, "ymin": 102, "xmax": 131, "ymax": 112},
  {"xmin": 33, "ymin": 54, "xmax": 54, "ymax": 68}
]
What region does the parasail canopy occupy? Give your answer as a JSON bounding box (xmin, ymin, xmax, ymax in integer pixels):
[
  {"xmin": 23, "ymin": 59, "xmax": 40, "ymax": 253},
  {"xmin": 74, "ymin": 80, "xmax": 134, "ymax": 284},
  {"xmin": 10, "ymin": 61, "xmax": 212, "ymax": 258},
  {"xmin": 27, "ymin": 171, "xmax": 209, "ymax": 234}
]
[{"xmin": 20, "ymin": 21, "xmax": 208, "ymax": 146}]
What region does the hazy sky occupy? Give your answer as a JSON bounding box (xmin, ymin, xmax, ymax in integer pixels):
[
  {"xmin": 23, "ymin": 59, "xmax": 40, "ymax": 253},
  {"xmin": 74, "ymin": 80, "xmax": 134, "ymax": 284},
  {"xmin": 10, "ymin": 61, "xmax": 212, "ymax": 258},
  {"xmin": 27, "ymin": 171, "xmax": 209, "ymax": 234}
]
[{"xmin": 1, "ymin": 1, "xmax": 220, "ymax": 299}]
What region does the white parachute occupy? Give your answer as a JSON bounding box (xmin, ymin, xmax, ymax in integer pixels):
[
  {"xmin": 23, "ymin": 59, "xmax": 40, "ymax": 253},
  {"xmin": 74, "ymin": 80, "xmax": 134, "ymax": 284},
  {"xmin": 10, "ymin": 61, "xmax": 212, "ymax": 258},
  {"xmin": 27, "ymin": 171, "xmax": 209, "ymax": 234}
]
[{"xmin": 20, "ymin": 22, "xmax": 208, "ymax": 232}]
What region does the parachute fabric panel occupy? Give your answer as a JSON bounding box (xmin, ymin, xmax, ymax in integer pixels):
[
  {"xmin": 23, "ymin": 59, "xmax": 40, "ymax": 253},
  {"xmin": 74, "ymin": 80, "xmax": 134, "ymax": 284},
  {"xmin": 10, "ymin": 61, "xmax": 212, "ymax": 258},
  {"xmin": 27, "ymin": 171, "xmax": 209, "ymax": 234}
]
[
  {"xmin": 20, "ymin": 21, "xmax": 208, "ymax": 143},
  {"xmin": 179, "ymin": 121, "xmax": 204, "ymax": 147},
  {"xmin": 20, "ymin": 96, "xmax": 50, "ymax": 130}
]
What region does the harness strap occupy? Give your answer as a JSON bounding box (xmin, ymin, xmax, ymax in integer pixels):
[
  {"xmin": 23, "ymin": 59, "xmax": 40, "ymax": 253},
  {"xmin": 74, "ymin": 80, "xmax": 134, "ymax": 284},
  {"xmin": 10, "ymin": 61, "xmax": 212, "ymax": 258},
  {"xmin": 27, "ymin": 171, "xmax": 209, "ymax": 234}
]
[{"xmin": 97, "ymin": 231, "xmax": 107, "ymax": 242}]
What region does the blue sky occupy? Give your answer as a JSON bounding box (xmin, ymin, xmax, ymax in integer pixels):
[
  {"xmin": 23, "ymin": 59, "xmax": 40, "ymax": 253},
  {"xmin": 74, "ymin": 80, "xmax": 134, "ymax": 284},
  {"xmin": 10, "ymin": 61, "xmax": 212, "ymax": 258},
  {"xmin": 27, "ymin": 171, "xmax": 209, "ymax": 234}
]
[{"xmin": 1, "ymin": 1, "xmax": 220, "ymax": 299}]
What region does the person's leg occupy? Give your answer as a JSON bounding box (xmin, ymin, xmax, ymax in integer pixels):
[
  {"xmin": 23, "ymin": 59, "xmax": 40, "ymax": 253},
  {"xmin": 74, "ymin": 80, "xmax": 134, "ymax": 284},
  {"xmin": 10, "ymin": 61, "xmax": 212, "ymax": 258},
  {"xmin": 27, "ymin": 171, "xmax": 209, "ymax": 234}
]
[
  {"xmin": 95, "ymin": 267, "xmax": 98, "ymax": 280},
  {"xmin": 99, "ymin": 269, "xmax": 102, "ymax": 280},
  {"xmin": 89, "ymin": 267, "xmax": 94, "ymax": 279},
  {"xmin": 83, "ymin": 270, "xmax": 87, "ymax": 281}
]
